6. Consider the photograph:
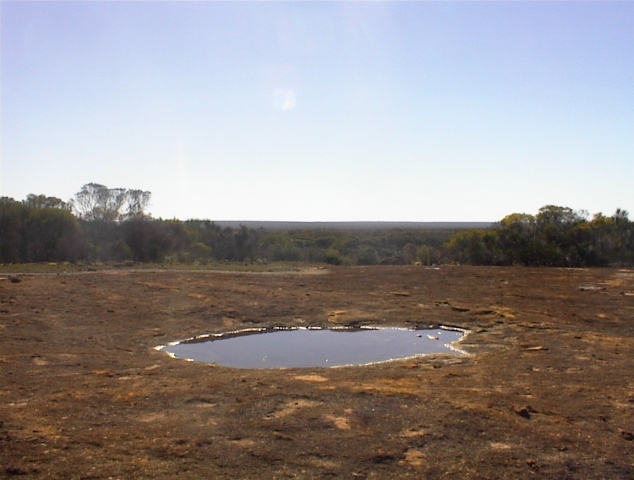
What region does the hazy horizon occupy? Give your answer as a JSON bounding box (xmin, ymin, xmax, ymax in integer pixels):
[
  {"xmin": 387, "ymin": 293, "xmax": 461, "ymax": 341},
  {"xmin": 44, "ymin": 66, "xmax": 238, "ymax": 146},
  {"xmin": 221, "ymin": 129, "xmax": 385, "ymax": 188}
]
[{"xmin": 204, "ymin": 220, "xmax": 495, "ymax": 229}]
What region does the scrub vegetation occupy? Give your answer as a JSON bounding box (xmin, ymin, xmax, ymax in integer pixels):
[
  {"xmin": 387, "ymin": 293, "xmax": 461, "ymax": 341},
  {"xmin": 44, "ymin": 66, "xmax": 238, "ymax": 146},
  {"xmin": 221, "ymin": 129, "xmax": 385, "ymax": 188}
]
[{"xmin": 1, "ymin": 184, "xmax": 632, "ymax": 268}]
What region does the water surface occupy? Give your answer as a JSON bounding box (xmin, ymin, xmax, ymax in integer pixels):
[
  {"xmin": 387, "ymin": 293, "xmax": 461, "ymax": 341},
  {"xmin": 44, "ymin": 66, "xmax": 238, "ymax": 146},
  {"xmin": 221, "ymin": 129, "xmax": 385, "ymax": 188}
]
[{"xmin": 158, "ymin": 327, "xmax": 467, "ymax": 369}]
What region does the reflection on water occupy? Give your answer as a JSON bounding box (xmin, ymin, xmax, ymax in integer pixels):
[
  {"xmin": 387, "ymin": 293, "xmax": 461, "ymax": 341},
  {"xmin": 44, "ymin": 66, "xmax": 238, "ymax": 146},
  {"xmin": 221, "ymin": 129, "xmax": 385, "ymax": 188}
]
[{"xmin": 157, "ymin": 326, "xmax": 468, "ymax": 369}]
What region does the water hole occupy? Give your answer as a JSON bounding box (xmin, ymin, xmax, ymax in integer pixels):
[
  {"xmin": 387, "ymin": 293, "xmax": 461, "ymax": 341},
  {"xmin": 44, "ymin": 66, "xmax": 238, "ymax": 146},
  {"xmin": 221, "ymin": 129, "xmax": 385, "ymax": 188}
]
[{"xmin": 156, "ymin": 326, "xmax": 468, "ymax": 369}]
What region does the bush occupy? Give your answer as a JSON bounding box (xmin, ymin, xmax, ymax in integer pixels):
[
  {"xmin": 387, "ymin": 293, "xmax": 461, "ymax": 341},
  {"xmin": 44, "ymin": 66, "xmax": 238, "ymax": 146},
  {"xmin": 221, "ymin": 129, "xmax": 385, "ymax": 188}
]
[{"xmin": 323, "ymin": 248, "xmax": 344, "ymax": 265}]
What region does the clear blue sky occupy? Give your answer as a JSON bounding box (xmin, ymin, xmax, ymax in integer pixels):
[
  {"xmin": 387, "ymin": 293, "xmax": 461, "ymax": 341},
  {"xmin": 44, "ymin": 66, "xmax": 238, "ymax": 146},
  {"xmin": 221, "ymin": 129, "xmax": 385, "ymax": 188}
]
[{"xmin": 1, "ymin": 1, "xmax": 632, "ymax": 221}]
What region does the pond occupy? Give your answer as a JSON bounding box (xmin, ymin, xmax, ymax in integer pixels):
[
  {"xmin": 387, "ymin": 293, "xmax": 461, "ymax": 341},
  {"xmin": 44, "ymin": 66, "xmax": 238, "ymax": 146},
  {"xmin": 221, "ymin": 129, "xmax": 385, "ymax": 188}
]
[{"xmin": 156, "ymin": 326, "xmax": 468, "ymax": 369}]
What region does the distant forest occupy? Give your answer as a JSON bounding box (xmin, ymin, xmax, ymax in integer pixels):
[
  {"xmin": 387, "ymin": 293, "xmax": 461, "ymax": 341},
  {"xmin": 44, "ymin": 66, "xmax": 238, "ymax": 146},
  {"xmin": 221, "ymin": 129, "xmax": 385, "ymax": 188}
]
[{"xmin": 1, "ymin": 183, "xmax": 632, "ymax": 267}]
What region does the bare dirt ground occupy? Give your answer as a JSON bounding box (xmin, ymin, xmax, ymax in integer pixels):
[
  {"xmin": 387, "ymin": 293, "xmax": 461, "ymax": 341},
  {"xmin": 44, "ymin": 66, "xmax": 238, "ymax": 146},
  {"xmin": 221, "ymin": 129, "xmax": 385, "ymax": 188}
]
[{"xmin": 1, "ymin": 265, "xmax": 633, "ymax": 479}]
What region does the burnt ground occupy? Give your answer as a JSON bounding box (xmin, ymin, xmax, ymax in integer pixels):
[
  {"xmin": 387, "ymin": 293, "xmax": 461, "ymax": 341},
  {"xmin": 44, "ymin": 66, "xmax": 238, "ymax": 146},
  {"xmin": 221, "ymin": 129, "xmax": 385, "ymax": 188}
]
[{"xmin": 0, "ymin": 265, "xmax": 632, "ymax": 479}]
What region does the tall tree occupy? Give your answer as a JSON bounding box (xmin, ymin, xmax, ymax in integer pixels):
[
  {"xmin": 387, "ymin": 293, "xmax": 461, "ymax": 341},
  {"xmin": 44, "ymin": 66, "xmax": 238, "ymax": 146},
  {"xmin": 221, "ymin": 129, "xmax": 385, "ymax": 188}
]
[
  {"xmin": 72, "ymin": 183, "xmax": 110, "ymax": 221},
  {"xmin": 72, "ymin": 183, "xmax": 151, "ymax": 221},
  {"xmin": 125, "ymin": 189, "xmax": 152, "ymax": 219}
]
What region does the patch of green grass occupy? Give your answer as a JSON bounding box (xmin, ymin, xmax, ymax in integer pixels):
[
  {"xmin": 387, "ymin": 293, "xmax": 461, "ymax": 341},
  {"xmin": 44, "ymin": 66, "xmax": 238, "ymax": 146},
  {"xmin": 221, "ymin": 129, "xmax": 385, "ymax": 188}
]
[
  {"xmin": 0, "ymin": 261, "xmax": 326, "ymax": 275},
  {"xmin": 0, "ymin": 262, "xmax": 90, "ymax": 274}
]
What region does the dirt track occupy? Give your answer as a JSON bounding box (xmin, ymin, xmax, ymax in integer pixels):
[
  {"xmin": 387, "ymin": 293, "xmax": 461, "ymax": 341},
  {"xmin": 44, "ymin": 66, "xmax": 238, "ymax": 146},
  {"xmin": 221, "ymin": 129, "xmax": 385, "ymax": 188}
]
[{"xmin": 1, "ymin": 266, "xmax": 633, "ymax": 479}]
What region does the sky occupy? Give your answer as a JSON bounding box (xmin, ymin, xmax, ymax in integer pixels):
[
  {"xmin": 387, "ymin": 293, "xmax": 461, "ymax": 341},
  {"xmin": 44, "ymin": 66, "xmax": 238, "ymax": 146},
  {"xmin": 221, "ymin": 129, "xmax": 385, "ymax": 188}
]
[{"xmin": 1, "ymin": 1, "xmax": 632, "ymax": 222}]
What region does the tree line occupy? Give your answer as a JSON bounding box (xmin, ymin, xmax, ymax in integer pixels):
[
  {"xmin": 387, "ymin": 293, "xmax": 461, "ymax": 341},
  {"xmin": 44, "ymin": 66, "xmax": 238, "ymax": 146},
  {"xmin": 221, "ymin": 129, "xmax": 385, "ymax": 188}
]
[
  {"xmin": 0, "ymin": 185, "xmax": 632, "ymax": 267},
  {"xmin": 447, "ymin": 205, "xmax": 633, "ymax": 267}
]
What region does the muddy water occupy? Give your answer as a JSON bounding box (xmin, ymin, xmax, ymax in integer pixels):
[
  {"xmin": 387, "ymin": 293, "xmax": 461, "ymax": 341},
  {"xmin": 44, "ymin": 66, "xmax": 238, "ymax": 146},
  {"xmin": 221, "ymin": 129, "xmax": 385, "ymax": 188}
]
[{"xmin": 158, "ymin": 327, "xmax": 467, "ymax": 369}]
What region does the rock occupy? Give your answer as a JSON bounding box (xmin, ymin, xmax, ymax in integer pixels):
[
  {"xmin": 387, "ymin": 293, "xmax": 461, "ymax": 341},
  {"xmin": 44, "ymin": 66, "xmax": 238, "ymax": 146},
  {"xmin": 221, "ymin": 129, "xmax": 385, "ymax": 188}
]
[
  {"xmin": 513, "ymin": 405, "xmax": 536, "ymax": 419},
  {"xmin": 620, "ymin": 430, "xmax": 634, "ymax": 441},
  {"xmin": 451, "ymin": 305, "xmax": 470, "ymax": 312},
  {"xmin": 5, "ymin": 465, "xmax": 28, "ymax": 475},
  {"xmin": 8, "ymin": 276, "xmax": 21, "ymax": 284}
]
